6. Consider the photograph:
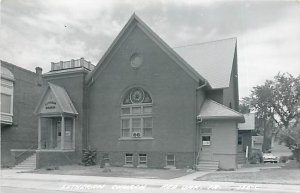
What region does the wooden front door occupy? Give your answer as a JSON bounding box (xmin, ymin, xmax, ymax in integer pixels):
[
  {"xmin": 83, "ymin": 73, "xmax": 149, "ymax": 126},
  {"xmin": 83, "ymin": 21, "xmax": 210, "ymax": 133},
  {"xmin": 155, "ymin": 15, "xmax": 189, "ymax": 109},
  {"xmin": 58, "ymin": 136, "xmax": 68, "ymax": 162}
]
[{"xmin": 200, "ymin": 128, "xmax": 212, "ymax": 160}]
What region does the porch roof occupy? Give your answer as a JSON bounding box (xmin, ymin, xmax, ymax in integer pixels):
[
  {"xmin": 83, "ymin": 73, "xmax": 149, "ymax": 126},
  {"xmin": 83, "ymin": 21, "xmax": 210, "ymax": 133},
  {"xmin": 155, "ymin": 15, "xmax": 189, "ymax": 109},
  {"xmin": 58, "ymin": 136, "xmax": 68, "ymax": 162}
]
[
  {"xmin": 34, "ymin": 83, "xmax": 78, "ymax": 115},
  {"xmin": 238, "ymin": 113, "xmax": 255, "ymax": 130},
  {"xmin": 198, "ymin": 99, "xmax": 245, "ymax": 123}
]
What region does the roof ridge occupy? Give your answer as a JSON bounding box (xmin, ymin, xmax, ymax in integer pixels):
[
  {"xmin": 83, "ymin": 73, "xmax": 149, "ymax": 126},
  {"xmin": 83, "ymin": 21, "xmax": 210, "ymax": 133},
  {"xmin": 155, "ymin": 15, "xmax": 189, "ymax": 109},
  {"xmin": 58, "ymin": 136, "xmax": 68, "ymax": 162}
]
[
  {"xmin": 173, "ymin": 37, "xmax": 237, "ymax": 49},
  {"xmin": 86, "ymin": 13, "xmax": 210, "ymax": 86},
  {"xmin": 1, "ymin": 60, "xmax": 38, "ymax": 75}
]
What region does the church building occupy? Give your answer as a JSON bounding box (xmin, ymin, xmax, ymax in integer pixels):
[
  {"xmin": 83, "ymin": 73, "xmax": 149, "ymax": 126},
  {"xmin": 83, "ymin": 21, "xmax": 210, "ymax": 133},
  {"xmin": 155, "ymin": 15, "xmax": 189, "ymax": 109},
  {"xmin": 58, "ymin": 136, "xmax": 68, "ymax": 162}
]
[{"xmin": 34, "ymin": 14, "xmax": 244, "ymax": 170}]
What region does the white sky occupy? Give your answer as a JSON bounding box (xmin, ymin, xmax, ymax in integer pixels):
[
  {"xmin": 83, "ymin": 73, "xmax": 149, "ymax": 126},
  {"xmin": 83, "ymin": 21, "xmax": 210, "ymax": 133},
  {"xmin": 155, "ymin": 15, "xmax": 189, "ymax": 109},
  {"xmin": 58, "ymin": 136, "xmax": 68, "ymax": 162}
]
[{"xmin": 1, "ymin": 0, "xmax": 300, "ymax": 99}]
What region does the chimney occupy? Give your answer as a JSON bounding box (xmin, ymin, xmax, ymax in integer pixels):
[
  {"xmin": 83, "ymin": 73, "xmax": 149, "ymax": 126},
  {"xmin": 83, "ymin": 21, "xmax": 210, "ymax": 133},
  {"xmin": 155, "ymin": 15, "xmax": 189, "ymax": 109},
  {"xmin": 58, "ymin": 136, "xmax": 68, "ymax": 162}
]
[
  {"xmin": 35, "ymin": 67, "xmax": 43, "ymax": 75},
  {"xmin": 35, "ymin": 67, "xmax": 43, "ymax": 86}
]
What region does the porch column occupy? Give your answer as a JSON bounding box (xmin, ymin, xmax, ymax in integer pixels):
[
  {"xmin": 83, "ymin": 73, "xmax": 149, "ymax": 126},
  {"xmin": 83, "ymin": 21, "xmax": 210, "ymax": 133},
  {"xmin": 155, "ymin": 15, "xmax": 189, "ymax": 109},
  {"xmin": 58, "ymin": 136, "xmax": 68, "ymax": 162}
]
[
  {"xmin": 72, "ymin": 117, "xmax": 75, "ymax": 149},
  {"xmin": 61, "ymin": 115, "xmax": 65, "ymax": 149},
  {"xmin": 38, "ymin": 117, "xmax": 41, "ymax": 149}
]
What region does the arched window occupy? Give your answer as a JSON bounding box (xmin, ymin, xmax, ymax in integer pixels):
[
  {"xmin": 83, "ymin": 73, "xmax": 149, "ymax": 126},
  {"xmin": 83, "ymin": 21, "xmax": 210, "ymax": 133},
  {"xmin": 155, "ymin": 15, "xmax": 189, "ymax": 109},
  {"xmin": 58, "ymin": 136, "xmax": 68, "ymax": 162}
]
[{"xmin": 121, "ymin": 87, "xmax": 153, "ymax": 138}]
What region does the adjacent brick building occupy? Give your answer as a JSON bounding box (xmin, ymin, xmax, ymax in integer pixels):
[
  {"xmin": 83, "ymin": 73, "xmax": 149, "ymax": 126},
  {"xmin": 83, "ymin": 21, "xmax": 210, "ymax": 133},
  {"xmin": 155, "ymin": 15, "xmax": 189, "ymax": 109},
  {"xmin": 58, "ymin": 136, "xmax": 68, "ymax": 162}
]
[{"xmin": 1, "ymin": 61, "xmax": 46, "ymax": 167}]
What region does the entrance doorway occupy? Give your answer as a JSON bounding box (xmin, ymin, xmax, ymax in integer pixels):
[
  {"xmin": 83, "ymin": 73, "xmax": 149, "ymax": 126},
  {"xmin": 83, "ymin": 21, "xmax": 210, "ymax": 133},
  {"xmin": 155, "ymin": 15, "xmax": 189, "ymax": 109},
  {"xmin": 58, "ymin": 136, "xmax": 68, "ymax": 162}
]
[
  {"xmin": 56, "ymin": 120, "xmax": 61, "ymax": 149},
  {"xmin": 39, "ymin": 116, "xmax": 75, "ymax": 150},
  {"xmin": 64, "ymin": 118, "xmax": 73, "ymax": 149},
  {"xmin": 237, "ymin": 134, "xmax": 243, "ymax": 152},
  {"xmin": 200, "ymin": 128, "xmax": 212, "ymax": 160}
]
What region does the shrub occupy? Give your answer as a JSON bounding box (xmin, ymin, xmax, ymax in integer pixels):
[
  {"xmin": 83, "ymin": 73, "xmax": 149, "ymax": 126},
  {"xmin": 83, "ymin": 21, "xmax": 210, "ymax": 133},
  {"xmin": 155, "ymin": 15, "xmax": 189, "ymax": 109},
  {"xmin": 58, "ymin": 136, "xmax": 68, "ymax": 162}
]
[
  {"xmin": 82, "ymin": 147, "xmax": 97, "ymax": 166},
  {"xmin": 249, "ymin": 151, "xmax": 263, "ymax": 164},
  {"xmin": 279, "ymin": 156, "xmax": 289, "ymax": 163},
  {"xmin": 46, "ymin": 166, "xmax": 59, "ymax": 170},
  {"xmin": 288, "ymin": 154, "xmax": 295, "ymax": 160},
  {"xmin": 292, "ymin": 148, "xmax": 300, "ymax": 168}
]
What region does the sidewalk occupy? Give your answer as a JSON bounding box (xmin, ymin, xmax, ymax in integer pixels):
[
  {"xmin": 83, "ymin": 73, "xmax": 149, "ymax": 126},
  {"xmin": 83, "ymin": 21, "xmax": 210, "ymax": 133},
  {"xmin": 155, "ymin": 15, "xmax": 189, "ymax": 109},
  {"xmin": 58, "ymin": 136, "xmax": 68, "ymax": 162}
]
[
  {"xmin": 173, "ymin": 171, "xmax": 209, "ymax": 180},
  {"xmin": 1, "ymin": 169, "xmax": 300, "ymax": 193}
]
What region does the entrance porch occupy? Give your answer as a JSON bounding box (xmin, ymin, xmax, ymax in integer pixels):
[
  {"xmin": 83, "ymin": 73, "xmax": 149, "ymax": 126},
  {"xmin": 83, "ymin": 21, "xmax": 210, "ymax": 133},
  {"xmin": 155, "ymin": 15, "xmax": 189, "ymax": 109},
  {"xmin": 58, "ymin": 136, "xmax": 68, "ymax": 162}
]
[
  {"xmin": 38, "ymin": 115, "xmax": 75, "ymax": 150},
  {"xmin": 34, "ymin": 83, "xmax": 79, "ymax": 168}
]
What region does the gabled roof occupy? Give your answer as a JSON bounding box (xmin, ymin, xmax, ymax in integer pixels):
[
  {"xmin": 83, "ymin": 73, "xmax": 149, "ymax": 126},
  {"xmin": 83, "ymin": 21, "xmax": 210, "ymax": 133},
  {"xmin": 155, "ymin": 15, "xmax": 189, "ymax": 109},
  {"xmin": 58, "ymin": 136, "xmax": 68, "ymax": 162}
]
[
  {"xmin": 85, "ymin": 13, "xmax": 209, "ymax": 87},
  {"xmin": 238, "ymin": 113, "xmax": 255, "ymax": 130},
  {"xmin": 35, "ymin": 83, "xmax": 78, "ymax": 115},
  {"xmin": 174, "ymin": 38, "xmax": 237, "ymax": 89},
  {"xmin": 198, "ymin": 99, "xmax": 244, "ymax": 123}
]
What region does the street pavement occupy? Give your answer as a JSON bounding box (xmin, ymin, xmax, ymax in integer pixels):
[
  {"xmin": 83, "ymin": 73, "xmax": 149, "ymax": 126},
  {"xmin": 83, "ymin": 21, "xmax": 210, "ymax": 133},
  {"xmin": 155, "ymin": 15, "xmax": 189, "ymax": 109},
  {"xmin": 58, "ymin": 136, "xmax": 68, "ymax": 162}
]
[{"xmin": 1, "ymin": 169, "xmax": 300, "ymax": 193}]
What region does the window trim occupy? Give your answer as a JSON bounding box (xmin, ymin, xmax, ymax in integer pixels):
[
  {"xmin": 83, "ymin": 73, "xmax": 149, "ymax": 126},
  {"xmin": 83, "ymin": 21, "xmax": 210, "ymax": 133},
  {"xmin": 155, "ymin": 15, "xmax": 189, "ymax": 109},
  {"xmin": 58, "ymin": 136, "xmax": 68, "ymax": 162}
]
[
  {"xmin": 120, "ymin": 88, "xmax": 153, "ymax": 139},
  {"xmin": 138, "ymin": 153, "xmax": 147, "ymax": 167},
  {"xmin": 125, "ymin": 153, "xmax": 133, "ymax": 166},
  {"xmin": 120, "ymin": 116, "xmax": 153, "ymax": 139},
  {"xmin": 1, "ymin": 93, "xmax": 13, "ymax": 114},
  {"xmin": 166, "ymin": 153, "xmax": 175, "ymax": 167}
]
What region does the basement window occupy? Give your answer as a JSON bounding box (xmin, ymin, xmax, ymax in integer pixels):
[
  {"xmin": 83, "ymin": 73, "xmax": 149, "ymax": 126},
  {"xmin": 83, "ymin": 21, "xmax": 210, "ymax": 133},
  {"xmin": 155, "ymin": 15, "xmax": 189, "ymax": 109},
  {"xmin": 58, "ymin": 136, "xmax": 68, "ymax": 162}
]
[
  {"xmin": 138, "ymin": 154, "xmax": 147, "ymax": 166},
  {"xmin": 125, "ymin": 153, "xmax": 133, "ymax": 165},
  {"xmin": 166, "ymin": 154, "xmax": 175, "ymax": 167}
]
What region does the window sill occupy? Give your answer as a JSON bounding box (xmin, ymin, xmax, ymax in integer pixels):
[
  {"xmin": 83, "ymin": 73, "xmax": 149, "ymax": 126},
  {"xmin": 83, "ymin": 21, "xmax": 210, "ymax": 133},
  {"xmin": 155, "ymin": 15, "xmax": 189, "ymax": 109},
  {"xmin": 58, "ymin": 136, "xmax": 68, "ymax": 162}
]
[
  {"xmin": 124, "ymin": 164, "xmax": 134, "ymax": 167},
  {"xmin": 36, "ymin": 149, "xmax": 75, "ymax": 152},
  {"xmin": 137, "ymin": 165, "xmax": 147, "ymax": 168},
  {"xmin": 119, "ymin": 137, "xmax": 154, "ymax": 141},
  {"xmin": 164, "ymin": 166, "xmax": 176, "ymax": 169}
]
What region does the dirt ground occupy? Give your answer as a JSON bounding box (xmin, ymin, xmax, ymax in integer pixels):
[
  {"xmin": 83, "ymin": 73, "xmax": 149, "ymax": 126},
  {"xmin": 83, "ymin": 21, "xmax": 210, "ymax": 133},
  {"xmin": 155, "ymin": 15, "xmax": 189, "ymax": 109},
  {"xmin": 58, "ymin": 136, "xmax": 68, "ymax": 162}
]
[{"xmin": 29, "ymin": 165, "xmax": 193, "ymax": 179}]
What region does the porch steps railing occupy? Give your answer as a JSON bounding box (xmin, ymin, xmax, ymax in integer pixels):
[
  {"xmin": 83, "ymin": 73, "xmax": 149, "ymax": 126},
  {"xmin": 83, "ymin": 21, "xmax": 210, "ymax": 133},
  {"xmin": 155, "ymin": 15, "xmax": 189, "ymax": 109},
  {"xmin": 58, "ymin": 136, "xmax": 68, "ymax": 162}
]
[
  {"xmin": 13, "ymin": 153, "xmax": 36, "ymax": 171},
  {"xmin": 196, "ymin": 160, "xmax": 219, "ymax": 171}
]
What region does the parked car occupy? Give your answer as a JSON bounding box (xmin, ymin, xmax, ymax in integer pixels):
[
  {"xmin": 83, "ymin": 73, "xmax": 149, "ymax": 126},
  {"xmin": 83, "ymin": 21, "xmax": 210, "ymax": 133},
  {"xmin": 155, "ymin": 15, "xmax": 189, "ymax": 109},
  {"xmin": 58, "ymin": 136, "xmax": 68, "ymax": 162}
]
[{"xmin": 263, "ymin": 153, "xmax": 279, "ymax": 163}]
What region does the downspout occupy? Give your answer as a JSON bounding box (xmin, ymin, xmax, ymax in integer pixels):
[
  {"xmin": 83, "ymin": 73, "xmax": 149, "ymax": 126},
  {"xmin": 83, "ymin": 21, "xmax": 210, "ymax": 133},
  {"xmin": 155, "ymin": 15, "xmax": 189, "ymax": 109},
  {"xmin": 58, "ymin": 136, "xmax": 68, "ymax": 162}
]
[
  {"xmin": 194, "ymin": 80, "xmax": 207, "ymax": 168},
  {"xmin": 85, "ymin": 76, "xmax": 93, "ymax": 149}
]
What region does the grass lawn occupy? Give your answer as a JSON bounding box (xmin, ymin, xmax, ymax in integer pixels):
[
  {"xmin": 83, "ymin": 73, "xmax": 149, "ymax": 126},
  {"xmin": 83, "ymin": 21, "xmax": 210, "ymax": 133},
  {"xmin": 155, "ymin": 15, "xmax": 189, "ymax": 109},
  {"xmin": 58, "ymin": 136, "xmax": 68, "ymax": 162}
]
[
  {"xmin": 30, "ymin": 165, "xmax": 192, "ymax": 180},
  {"xmin": 196, "ymin": 161, "xmax": 300, "ymax": 185}
]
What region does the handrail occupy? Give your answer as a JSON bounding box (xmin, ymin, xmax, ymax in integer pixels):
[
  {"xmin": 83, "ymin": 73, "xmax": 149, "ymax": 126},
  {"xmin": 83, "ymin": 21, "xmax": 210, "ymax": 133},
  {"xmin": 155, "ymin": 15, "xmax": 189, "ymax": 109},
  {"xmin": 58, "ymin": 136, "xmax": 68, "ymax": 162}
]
[{"xmin": 15, "ymin": 144, "xmax": 38, "ymax": 159}]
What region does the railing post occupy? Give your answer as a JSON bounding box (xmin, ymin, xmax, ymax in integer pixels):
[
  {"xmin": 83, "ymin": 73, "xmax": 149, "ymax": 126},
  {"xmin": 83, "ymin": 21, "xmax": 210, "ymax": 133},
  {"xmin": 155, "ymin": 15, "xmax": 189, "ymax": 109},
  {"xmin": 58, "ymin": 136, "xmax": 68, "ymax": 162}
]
[
  {"xmin": 61, "ymin": 115, "xmax": 65, "ymax": 150},
  {"xmin": 60, "ymin": 61, "xmax": 64, "ymax": 69},
  {"xmin": 51, "ymin": 62, "xmax": 54, "ymax": 71},
  {"xmin": 246, "ymin": 145, "xmax": 249, "ymax": 163},
  {"xmin": 71, "ymin": 59, "xmax": 75, "ymax": 68},
  {"xmin": 73, "ymin": 117, "xmax": 75, "ymax": 149},
  {"xmin": 38, "ymin": 117, "xmax": 41, "ymax": 149},
  {"xmin": 80, "ymin": 57, "xmax": 84, "ymax": 67}
]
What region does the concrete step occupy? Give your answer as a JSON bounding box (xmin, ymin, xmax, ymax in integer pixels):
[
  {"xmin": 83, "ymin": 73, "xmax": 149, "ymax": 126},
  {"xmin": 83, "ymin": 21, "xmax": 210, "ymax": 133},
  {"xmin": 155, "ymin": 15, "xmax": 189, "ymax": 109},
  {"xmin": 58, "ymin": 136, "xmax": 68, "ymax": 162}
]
[
  {"xmin": 237, "ymin": 153, "xmax": 246, "ymax": 164},
  {"xmin": 237, "ymin": 160, "xmax": 246, "ymax": 164},
  {"xmin": 21, "ymin": 160, "xmax": 35, "ymax": 163},
  {"xmin": 13, "ymin": 153, "xmax": 36, "ymax": 170},
  {"xmin": 197, "ymin": 164, "xmax": 219, "ymax": 167},
  {"xmin": 16, "ymin": 164, "xmax": 36, "ymax": 167},
  {"xmin": 197, "ymin": 160, "xmax": 219, "ymax": 171},
  {"xmin": 197, "ymin": 168, "xmax": 218, "ymax": 172},
  {"xmin": 14, "ymin": 167, "xmax": 35, "ymax": 169}
]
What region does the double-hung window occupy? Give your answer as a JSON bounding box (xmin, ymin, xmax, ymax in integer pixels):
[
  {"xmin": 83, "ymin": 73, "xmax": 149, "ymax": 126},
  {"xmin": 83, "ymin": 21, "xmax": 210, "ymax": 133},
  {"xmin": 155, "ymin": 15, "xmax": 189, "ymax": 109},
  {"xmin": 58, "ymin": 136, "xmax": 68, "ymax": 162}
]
[
  {"xmin": 1, "ymin": 93, "xmax": 12, "ymax": 114},
  {"xmin": 166, "ymin": 154, "xmax": 175, "ymax": 167},
  {"xmin": 121, "ymin": 87, "xmax": 153, "ymax": 139},
  {"xmin": 138, "ymin": 154, "xmax": 147, "ymax": 166},
  {"xmin": 125, "ymin": 153, "xmax": 133, "ymax": 165}
]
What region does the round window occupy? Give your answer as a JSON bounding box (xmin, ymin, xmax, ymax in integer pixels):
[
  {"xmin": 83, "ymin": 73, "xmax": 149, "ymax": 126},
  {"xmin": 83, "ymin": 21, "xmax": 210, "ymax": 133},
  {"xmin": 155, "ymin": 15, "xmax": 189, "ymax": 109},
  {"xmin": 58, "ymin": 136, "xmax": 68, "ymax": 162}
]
[{"xmin": 130, "ymin": 53, "xmax": 143, "ymax": 69}]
